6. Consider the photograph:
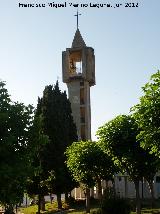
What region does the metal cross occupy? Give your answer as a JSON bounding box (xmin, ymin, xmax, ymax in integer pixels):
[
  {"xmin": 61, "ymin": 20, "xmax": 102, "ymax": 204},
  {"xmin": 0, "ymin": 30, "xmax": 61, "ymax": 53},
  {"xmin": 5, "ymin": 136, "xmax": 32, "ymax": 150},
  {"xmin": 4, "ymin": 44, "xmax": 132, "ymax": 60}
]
[{"xmin": 74, "ymin": 10, "xmax": 81, "ymax": 29}]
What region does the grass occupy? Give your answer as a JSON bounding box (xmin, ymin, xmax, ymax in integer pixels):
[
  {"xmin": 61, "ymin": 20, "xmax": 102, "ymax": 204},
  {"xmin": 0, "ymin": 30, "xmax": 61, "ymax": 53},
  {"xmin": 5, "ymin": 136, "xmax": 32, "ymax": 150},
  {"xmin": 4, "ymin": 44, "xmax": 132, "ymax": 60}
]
[
  {"xmin": 20, "ymin": 201, "xmax": 61, "ymax": 214},
  {"xmin": 131, "ymin": 208, "xmax": 160, "ymax": 214},
  {"xmin": 20, "ymin": 199, "xmax": 100, "ymax": 214},
  {"xmin": 20, "ymin": 204, "xmax": 98, "ymax": 214},
  {"xmin": 20, "ymin": 206, "xmax": 160, "ymax": 214},
  {"xmin": 20, "ymin": 205, "xmax": 39, "ymax": 214},
  {"xmin": 20, "ymin": 199, "xmax": 160, "ymax": 214}
]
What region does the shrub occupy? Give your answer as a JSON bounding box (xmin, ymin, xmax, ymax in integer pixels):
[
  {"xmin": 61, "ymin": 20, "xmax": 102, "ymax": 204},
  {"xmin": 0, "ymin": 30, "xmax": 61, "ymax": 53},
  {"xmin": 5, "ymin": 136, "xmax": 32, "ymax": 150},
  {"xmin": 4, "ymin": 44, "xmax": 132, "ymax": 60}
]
[
  {"xmin": 101, "ymin": 197, "xmax": 131, "ymax": 214},
  {"xmin": 91, "ymin": 209, "xmax": 102, "ymax": 214},
  {"xmin": 67, "ymin": 196, "xmax": 76, "ymax": 206}
]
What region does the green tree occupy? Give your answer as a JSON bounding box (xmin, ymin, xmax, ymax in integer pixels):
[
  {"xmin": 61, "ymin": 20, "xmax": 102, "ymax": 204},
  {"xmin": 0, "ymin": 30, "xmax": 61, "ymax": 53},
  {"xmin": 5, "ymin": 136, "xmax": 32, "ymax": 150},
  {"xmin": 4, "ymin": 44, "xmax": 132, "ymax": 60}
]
[
  {"xmin": 36, "ymin": 81, "xmax": 78, "ymax": 209},
  {"xmin": 142, "ymin": 156, "xmax": 159, "ymax": 208},
  {"xmin": 66, "ymin": 140, "xmax": 117, "ymax": 213},
  {"xmin": 131, "ymin": 70, "xmax": 160, "ymax": 207},
  {"xmin": 26, "ymin": 115, "xmax": 49, "ymax": 214},
  {"xmin": 0, "ymin": 81, "xmax": 34, "ymax": 214},
  {"xmin": 132, "ymin": 70, "xmax": 160, "ymax": 156},
  {"xmin": 97, "ymin": 115, "xmax": 157, "ymax": 214}
]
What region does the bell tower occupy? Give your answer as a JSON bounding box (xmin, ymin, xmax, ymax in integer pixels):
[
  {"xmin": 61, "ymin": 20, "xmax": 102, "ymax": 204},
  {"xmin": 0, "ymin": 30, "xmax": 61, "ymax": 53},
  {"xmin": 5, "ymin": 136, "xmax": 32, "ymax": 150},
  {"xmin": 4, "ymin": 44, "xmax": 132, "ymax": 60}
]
[{"xmin": 62, "ymin": 28, "xmax": 95, "ymax": 141}]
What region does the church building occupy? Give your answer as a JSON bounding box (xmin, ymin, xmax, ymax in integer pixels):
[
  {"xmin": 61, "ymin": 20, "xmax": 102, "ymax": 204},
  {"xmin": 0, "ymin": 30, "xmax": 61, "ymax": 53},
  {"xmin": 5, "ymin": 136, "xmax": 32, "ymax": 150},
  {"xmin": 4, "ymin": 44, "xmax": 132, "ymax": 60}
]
[{"xmin": 62, "ymin": 22, "xmax": 95, "ymax": 142}]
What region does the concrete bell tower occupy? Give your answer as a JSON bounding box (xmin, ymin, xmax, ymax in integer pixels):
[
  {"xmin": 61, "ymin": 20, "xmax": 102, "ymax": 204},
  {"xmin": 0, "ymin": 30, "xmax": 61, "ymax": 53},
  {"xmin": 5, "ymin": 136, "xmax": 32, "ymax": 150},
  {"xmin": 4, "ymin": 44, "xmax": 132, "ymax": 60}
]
[{"xmin": 62, "ymin": 27, "xmax": 95, "ymax": 141}]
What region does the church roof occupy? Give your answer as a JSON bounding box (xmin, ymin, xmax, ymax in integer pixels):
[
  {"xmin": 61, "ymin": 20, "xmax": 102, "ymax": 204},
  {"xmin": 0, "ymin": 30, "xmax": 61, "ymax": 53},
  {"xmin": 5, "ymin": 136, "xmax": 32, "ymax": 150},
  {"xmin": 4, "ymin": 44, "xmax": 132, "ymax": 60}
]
[{"xmin": 72, "ymin": 28, "xmax": 86, "ymax": 48}]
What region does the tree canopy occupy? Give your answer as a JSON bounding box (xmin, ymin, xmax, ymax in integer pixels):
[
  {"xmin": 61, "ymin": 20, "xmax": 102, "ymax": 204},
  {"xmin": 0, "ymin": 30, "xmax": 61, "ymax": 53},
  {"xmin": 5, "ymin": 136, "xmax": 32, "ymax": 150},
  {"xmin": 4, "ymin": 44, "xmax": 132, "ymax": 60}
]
[
  {"xmin": 66, "ymin": 140, "xmax": 117, "ymax": 213},
  {"xmin": 35, "ymin": 81, "xmax": 78, "ymax": 208},
  {"xmin": 97, "ymin": 115, "xmax": 142, "ymax": 180},
  {"xmin": 0, "ymin": 81, "xmax": 34, "ymax": 213},
  {"xmin": 66, "ymin": 140, "xmax": 117, "ymax": 187},
  {"xmin": 132, "ymin": 70, "xmax": 160, "ymax": 157},
  {"xmin": 96, "ymin": 114, "xmax": 158, "ymax": 214}
]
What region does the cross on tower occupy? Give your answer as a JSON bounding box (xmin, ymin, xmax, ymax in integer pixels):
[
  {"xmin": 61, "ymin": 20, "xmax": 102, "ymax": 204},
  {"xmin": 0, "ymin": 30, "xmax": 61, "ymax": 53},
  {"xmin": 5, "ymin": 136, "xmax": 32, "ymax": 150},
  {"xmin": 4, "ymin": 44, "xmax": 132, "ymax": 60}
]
[{"xmin": 74, "ymin": 10, "xmax": 81, "ymax": 29}]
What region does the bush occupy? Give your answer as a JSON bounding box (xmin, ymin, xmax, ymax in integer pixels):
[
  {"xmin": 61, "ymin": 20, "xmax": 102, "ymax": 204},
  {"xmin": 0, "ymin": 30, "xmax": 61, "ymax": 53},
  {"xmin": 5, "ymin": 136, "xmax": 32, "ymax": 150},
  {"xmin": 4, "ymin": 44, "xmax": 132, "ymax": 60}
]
[
  {"xmin": 90, "ymin": 197, "xmax": 99, "ymax": 206},
  {"xmin": 101, "ymin": 197, "xmax": 131, "ymax": 214},
  {"xmin": 66, "ymin": 196, "xmax": 76, "ymax": 206},
  {"xmin": 90, "ymin": 209, "xmax": 102, "ymax": 214}
]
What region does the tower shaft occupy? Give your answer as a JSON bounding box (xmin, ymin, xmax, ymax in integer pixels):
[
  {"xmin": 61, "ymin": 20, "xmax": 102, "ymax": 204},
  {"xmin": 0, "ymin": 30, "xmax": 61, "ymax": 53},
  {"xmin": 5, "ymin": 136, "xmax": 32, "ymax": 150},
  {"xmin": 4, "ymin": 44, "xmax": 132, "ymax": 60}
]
[
  {"xmin": 67, "ymin": 80, "xmax": 91, "ymax": 140},
  {"xmin": 62, "ymin": 29, "xmax": 95, "ymax": 141}
]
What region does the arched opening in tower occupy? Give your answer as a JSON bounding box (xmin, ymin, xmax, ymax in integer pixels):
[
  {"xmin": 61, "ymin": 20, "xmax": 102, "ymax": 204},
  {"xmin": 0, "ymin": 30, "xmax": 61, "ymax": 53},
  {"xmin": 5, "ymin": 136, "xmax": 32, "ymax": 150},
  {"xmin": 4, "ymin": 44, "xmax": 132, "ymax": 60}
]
[{"xmin": 69, "ymin": 50, "xmax": 82, "ymax": 75}]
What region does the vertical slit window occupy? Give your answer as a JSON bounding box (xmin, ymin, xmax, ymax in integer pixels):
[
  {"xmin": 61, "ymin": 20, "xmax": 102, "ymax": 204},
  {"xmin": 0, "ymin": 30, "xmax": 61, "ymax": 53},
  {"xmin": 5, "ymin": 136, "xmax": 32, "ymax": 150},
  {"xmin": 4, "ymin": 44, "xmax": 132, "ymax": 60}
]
[
  {"xmin": 81, "ymin": 125, "xmax": 86, "ymax": 141},
  {"xmin": 80, "ymin": 107, "xmax": 85, "ymax": 123},
  {"xmin": 80, "ymin": 88, "xmax": 84, "ymax": 104}
]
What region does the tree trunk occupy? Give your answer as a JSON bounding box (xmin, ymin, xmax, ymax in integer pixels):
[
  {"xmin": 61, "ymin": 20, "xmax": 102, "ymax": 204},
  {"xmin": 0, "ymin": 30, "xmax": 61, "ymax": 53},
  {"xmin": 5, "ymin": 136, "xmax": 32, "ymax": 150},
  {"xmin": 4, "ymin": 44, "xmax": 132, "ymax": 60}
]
[
  {"xmin": 50, "ymin": 193, "xmax": 54, "ymax": 204},
  {"xmin": 90, "ymin": 188, "xmax": 94, "ymax": 198},
  {"xmin": 105, "ymin": 180, "xmax": 108, "ymax": 189},
  {"xmin": 57, "ymin": 193, "xmax": 62, "ymax": 209},
  {"xmin": 37, "ymin": 194, "xmax": 41, "ymax": 214},
  {"xmin": 25, "ymin": 195, "xmax": 28, "ymax": 208},
  {"xmin": 141, "ymin": 178, "xmax": 144, "ymax": 199},
  {"xmin": 134, "ymin": 180, "xmax": 141, "ymax": 214},
  {"xmin": 97, "ymin": 178, "xmax": 102, "ymax": 201},
  {"xmin": 148, "ymin": 179, "xmax": 155, "ymax": 209},
  {"xmin": 65, "ymin": 192, "xmax": 69, "ymax": 203},
  {"xmin": 86, "ymin": 187, "xmax": 90, "ymax": 213},
  {"xmin": 40, "ymin": 196, "xmax": 45, "ymax": 211}
]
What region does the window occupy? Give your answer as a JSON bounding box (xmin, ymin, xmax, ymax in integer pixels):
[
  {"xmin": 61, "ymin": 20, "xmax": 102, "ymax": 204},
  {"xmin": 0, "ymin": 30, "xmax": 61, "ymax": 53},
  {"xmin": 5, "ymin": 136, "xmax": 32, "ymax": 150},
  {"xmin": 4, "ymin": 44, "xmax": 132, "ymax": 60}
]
[
  {"xmin": 80, "ymin": 107, "xmax": 85, "ymax": 123},
  {"xmin": 76, "ymin": 61, "xmax": 82, "ymax": 74},
  {"xmin": 80, "ymin": 81, "xmax": 84, "ymax": 86},
  {"xmin": 81, "ymin": 125, "xmax": 86, "ymax": 140},
  {"xmin": 69, "ymin": 50, "xmax": 82, "ymax": 75},
  {"xmin": 80, "ymin": 88, "xmax": 85, "ymax": 104}
]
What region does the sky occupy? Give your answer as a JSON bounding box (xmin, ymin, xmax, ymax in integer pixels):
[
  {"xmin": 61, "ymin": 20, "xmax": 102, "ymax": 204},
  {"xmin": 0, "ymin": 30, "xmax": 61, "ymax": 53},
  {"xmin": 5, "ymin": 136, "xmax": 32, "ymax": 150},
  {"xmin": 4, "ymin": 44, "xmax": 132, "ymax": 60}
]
[{"xmin": 0, "ymin": 0, "xmax": 160, "ymax": 140}]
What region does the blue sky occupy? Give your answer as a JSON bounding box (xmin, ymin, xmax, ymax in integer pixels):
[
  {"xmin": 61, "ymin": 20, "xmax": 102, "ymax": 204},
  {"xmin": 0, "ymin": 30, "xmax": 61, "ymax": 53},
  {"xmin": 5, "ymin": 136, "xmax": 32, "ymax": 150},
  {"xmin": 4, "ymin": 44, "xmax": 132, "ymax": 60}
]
[{"xmin": 0, "ymin": 0, "xmax": 160, "ymax": 139}]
